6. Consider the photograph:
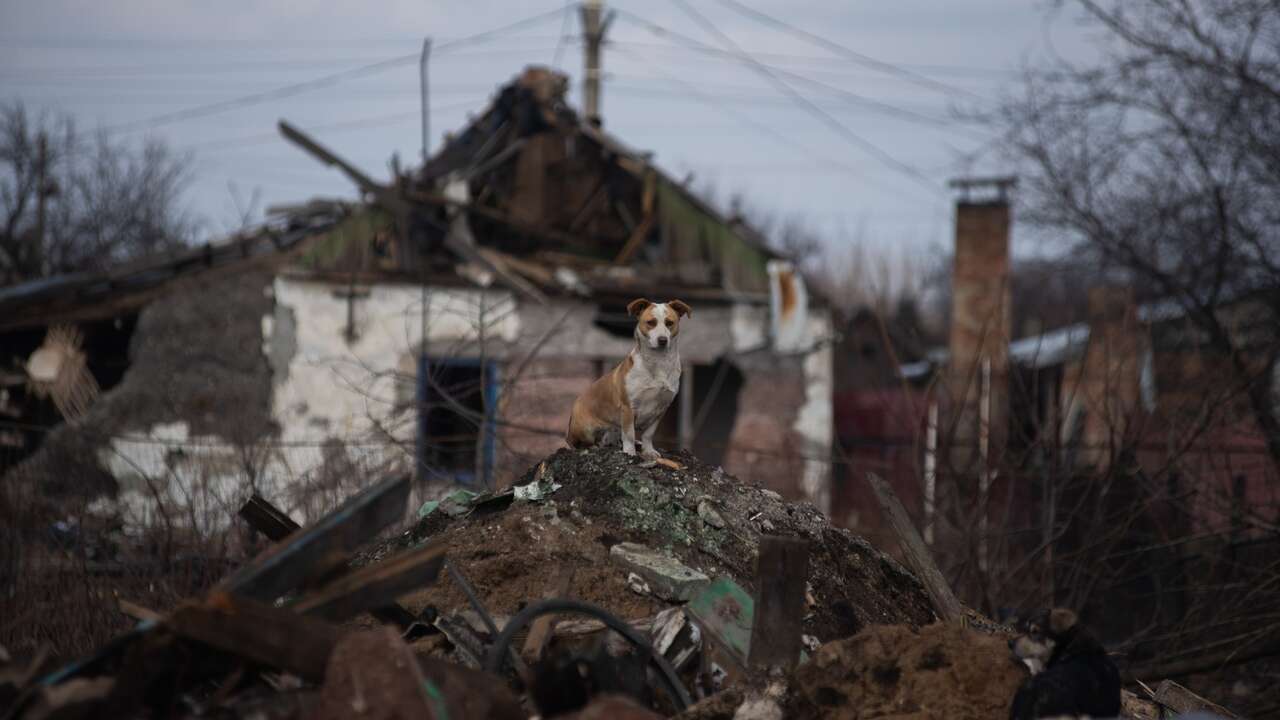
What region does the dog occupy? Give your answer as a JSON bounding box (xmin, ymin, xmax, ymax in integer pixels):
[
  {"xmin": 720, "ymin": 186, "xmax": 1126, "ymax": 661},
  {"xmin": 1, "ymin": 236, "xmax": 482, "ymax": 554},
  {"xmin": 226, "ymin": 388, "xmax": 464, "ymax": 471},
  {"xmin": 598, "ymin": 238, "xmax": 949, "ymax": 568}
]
[
  {"xmin": 566, "ymin": 298, "xmax": 691, "ymax": 459},
  {"xmin": 1008, "ymin": 608, "xmax": 1121, "ymax": 720}
]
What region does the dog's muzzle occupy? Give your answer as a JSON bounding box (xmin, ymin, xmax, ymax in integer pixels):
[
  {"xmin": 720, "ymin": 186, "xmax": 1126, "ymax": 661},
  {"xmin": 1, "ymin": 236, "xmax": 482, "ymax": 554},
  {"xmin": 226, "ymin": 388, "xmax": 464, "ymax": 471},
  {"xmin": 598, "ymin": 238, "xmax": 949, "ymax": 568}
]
[{"xmin": 657, "ymin": 336, "xmax": 669, "ymax": 348}]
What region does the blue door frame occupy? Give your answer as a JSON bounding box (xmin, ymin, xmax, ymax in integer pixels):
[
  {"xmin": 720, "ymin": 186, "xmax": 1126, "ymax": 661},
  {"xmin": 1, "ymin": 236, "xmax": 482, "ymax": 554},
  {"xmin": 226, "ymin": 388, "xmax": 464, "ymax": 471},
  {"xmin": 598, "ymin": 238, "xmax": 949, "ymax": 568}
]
[{"xmin": 416, "ymin": 355, "xmax": 500, "ymax": 488}]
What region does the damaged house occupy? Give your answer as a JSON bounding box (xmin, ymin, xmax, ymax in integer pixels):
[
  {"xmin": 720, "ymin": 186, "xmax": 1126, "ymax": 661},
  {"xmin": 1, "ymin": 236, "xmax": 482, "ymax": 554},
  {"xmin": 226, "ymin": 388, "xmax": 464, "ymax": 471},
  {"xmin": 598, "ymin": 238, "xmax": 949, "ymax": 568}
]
[{"xmin": 0, "ymin": 67, "xmax": 834, "ymax": 534}]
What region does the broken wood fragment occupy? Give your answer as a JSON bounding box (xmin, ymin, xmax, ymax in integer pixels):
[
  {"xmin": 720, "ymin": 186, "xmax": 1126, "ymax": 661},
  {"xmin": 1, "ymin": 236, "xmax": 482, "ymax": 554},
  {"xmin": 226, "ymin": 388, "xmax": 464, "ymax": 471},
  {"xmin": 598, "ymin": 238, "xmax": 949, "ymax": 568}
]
[
  {"xmin": 747, "ymin": 536, "xmax": 809, "ymax": 670},
  {"xmin": 117, "ymin": 599, "xmax": 161, "ymax": 624},
  {"xmin": 237, "ymin": 493, "xmax": 299, "ymax": 542},
  {"xmin": 216, "ymin": 474, "xmax": 410, "ymax": 603},
  {"xmin": 1153, "ymin": 679, "xmax": 1237, "ymax": 718},
  {"xmin": 290, "ymin": 542, "xmax": 445, "ymax": 622},
  {"xmin": 167, "ymin": 592, "xmax": 344, "ymax": 683},
  {"xmin": 237, "ymin": 493, "xmax": 419, "ymax": 628},
  {"xmin": 864, "ymin": 472, "xmax": 964, "ymax": 622}
]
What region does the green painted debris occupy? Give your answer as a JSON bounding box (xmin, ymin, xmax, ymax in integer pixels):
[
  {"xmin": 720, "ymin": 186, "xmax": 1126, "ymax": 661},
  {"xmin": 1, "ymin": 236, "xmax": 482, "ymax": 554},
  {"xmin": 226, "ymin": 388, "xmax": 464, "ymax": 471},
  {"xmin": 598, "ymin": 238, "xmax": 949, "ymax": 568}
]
[{"xmin": 687, "ymin": 577, "xmax": 755, "ymax": 666}]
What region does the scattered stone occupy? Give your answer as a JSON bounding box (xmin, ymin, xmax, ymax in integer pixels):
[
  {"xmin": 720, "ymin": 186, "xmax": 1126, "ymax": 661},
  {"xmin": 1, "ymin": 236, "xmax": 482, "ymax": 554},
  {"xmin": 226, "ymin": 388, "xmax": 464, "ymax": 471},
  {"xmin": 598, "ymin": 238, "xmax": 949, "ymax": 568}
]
[
  {"xmin": 610, "ymin": 542, "xmax": 710, "ymax": 602},
  {"xmin": 760, "ymin": 489, "xmax": 782, "ymax": 501},
  {"xmin": 733, "ymin": 696, "xmax": 783, "ymax": 720},
  {"xmin": 698, "ymin": 499, "xmax": 726, "ymax": 529},
  {"xmin": 626, "ymin": 573, "xmax": 651, "ymax": 596},
  {"xmin": 801, "ymin": 634, "xmax": 820, "ymax": 652}
]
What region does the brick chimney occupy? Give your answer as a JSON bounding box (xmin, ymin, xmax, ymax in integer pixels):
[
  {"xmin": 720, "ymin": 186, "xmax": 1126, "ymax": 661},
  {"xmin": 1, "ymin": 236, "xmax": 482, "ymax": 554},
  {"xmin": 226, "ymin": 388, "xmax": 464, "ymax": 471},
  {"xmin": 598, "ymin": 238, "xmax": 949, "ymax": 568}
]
[
  {"xmin": 1075, "ymin": 285, "xmax": 1143, "ymax": 466},
  {"xmin": 946, "ymin": 179, "xmax": 1014, "ymax": 474}
]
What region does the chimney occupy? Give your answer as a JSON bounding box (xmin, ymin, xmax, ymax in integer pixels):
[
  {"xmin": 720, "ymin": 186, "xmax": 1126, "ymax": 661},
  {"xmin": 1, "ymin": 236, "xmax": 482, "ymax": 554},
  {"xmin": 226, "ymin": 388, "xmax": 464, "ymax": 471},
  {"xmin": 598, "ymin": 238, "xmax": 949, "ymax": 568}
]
[
  {"xmin": 580, "ymin": 0, "xmax": 610, "ymax": 127},
  {"xmin": 946, "ymin": 178, "xmax": 1015, "ymax": 475},
  {"xmin": 1077, "ymin": 285, "xmax": 1142, "ymax": 466}
]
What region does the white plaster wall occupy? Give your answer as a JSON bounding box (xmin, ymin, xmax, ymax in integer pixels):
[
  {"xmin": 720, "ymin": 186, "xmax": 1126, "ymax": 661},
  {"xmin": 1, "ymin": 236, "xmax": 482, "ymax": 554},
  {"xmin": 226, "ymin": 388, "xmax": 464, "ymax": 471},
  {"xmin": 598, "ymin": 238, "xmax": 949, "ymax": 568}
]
[
  {"xmin": 794, "ymin": 311, "xmax": 834, "ymax": 514},
  {"xmin": 269, "ymin": 278, "xmax": 519, "ymax": 446}
]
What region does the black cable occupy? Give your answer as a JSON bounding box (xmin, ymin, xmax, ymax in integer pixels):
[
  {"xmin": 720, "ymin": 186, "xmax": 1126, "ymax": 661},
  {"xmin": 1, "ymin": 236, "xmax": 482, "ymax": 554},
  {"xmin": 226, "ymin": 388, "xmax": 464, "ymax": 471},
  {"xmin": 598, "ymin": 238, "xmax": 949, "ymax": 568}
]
[
  {"xmin": 482, "ymin": 598, "xmax": 693, "ymax": 711},
  {"xmin": 102, "ymin": 6, "xmax": 568, "ymax": 135},
  {"xmin": 617, "ymin": 5, "xmax": 942, "ymax": 195},
  {"xmin": 713, "ymin": 0, "xmax": 981, "ymax": 100}
]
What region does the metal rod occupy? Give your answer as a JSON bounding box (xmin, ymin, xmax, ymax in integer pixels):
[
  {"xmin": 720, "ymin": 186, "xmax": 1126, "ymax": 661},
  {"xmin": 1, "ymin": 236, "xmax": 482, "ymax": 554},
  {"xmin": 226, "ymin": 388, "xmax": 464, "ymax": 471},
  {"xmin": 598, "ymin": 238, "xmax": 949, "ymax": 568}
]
[{"xmin": 420, "ymin": 37, "xmax": 432, "ymax": 164}]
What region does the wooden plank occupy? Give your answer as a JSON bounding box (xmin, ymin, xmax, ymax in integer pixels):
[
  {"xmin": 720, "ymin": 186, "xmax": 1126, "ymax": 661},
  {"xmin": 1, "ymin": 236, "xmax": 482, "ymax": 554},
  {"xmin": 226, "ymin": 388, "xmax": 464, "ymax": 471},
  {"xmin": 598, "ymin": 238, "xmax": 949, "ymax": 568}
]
[
  {"xmin": 238, "ymin": 494, "xmax": 299, "ymax": 542},
  {"xmin": 291, "ymin": 543, "xmax": 446, "ymax": 621},
  {"xmin": 864, "ymin": 472, "xmax": 964, "ymax": 622},
  {"xmin": 167, "ymin": 592, "xmax": 345, "ymax": 683},
  {"xmin": 215, "ymin": 474, "xmax": 410, "ymax": 603},
  {"xmin": 237, "ymin": 493, "xmax": 419, "ymax": 629},
  {"xmin": 1153, "ymin": 680, "xmax": 1237, "ymax": 718},
  {"xmin": 747, "ymin": 536, "xmax": 809, "ymax": 670},
  {"xmin": 613, "ymin": 170, "xmax": 656, "ymax": 264},
  {"xmin": 117, "ymin": 599, "xmax": 161, "ymax": 624}
]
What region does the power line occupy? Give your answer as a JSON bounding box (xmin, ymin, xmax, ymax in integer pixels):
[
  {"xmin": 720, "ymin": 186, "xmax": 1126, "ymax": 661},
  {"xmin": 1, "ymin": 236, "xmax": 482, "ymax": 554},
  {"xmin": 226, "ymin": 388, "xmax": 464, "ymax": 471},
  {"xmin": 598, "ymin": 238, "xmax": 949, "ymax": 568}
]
[
  {"xmin": 609, "ymin": 45, "xmax": 872, "ymax": 185},
  {"xmin": 713, "ymin": 0, "xmax": 983, "ymax": 100},
  {"xmin": 626, "ymin": 3, "xmax": 942, "ymax": 194},
  {"xmin": 101, "ymin": 6, "xmax": 568, "ymax": 135}
]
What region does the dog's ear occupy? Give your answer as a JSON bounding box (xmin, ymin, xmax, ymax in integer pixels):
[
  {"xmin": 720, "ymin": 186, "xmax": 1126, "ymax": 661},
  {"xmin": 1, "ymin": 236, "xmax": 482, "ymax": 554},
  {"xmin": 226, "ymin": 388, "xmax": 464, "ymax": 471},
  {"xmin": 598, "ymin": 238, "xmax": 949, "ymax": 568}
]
[
  {"xmin": 668, "ymin": 300, "xmax": 692, "ymax": 318},
  {"xmin": 1047, "ymin": 608, "xmax": 1077, "ymax": 636},
  {"xmin": 626, "ymin": 298, "xmax": 652, "ymax": 317}
]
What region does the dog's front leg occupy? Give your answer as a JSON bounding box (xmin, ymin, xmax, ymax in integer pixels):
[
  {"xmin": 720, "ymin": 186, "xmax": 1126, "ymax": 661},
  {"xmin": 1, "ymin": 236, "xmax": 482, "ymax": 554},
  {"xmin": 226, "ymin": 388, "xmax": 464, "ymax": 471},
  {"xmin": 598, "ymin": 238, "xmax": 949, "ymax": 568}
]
[
  {"xmin": 639, "ymin": 421, "xmax": 660, "ymax": 460},
  {"xmin": 620, "ymin": 406, "xmax": 638, "ymax": 456}
]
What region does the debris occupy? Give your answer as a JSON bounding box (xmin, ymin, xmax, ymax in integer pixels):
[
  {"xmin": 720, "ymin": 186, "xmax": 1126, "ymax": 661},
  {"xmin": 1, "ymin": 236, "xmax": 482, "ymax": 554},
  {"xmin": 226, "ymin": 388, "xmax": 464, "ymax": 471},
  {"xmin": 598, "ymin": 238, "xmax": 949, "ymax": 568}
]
[
  {"xmin": 217, "ymin": 473, "xmax": 411, "ymax": 603},
  {"xmin": 747, "ymin": 536, "xmax": 809, "ymax": 671},
  {"xmin": 14, "ymin": 676, "xmax": 114, "ymax": 720},
  {"xmin": 237, "ymin": 493, "xmax": 300, "ymax": 541},
  {"xmin": 688, "ymin": 578, "xmax": 754, "ymax": 668},
  {"xmin": 561, "ymin": 694, "xmax": 668, "ymax": 720},
  {"xmin": 167, "ymin": 592, "xmax": 345, "ymax": 683},
  {"xmin": 116, "ymin": 599, "xmax": 161, "ymax": 624},
  {"xmin": 697, "ymin": 499, "xmax": 726, "ymax": 529},
  {"xmin": 864, "ymin": 471, "xmax": 963, "ymax": 622},
  {"xmin": 655, "ymin": 457, "xmax": 685, "ymax": 471},
  {"xmin": 611, "ymin": 542, "xmax": 711, "ymax": 602},
  {"xmin": 790, "ymin": 622, "xmax": 1024, "ymax": 719},
  {"xmin": 627, "ymin": 572, "xmax": 652, "ymax": 596},
  {"xmin": 522, "ymin": 566, "xmax": 577, "ymax": 662},
  {"xmin": 317, "ymin": 627, "xmax": 524, "ymax": 720},
  {"xmin": 417, "ymin": 488, "xmax": 482, "ymax": 520},
  {"xmin": 239, "ymin": 493, "xmax": 419, "ymax": 629},
  {"xmin": 1153, "ymin": 680, "xmax": 1237, "ymax": 718},
  {"xmin": 801, "ymin": 635, "xmax": 820, "ymax": 652},
  {"xmin": 732, "ymin": 695, "xmax": 783, "ymax": 720},
  {"xmin": 290, "ymin": 541, "xmax": 445, "ymax": 621}
]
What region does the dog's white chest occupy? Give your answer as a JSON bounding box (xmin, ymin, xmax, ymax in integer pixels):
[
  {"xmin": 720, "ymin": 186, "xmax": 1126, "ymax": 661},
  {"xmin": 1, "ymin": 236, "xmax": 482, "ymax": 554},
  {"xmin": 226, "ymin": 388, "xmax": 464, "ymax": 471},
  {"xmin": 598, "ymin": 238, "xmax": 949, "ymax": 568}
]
[{"xmin": 625, "ymin": 354, "xmax": 680, "ymax": 430}]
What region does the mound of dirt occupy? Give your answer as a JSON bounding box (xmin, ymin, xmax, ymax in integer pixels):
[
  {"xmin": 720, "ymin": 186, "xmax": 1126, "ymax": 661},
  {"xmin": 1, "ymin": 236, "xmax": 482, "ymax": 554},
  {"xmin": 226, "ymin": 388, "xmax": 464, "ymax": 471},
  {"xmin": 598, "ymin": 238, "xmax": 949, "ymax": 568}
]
[
  {"xmin": 788, "ymin": 623, "xmax": 1026, "ymax": 720},
  {"xmin": 382, "ymin": 446, "xmax": 935, "ymax": 642}
]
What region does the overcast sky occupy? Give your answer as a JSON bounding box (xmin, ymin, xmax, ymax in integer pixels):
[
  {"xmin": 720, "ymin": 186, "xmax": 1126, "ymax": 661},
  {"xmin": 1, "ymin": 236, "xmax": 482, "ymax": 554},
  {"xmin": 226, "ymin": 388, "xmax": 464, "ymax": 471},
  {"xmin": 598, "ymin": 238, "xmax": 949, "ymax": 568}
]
[{"xmin": 0, "ymin": 0, "xmax": 1101, "ymax": 260}]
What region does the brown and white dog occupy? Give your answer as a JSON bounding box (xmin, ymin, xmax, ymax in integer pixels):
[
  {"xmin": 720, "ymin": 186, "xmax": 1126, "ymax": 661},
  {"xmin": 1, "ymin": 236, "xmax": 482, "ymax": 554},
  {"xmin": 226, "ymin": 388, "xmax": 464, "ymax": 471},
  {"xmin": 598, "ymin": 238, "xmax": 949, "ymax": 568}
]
[{"xmin": 566, "ymin": 298, "xmax": 692, "ymax": 459}]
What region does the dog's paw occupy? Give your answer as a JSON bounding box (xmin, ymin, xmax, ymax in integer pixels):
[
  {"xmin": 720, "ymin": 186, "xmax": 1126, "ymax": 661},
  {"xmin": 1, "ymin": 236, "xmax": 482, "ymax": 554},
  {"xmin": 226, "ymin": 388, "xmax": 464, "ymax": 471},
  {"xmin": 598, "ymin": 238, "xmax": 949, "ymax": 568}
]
[
  {"xmin": 622, "ymin": 444, "xmax": 638, "ymax": 456},
  {"xmin": 640, "ymin": 446, "xmax": 661, "ymax": 461}
]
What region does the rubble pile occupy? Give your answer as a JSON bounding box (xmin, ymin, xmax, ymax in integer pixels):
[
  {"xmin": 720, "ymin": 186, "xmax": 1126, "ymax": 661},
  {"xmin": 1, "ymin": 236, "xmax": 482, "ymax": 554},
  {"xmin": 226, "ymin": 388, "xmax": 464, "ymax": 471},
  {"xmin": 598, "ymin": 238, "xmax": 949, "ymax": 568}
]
[{"xmin": 0, "ymin": 447, "xmax": 1185, "ymax": 719}]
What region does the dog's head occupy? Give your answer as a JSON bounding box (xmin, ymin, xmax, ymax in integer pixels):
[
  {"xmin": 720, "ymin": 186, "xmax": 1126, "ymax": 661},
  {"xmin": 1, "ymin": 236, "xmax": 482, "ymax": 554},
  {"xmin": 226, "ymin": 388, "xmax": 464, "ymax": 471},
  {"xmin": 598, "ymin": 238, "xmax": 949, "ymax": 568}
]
[
  {"xmin": 1009, "ymin": 608, "xmax": 1078, "ymax": 675},
  {"xmin": 627, "ymin": 298, "xmax": 692, "ymax": 351}
]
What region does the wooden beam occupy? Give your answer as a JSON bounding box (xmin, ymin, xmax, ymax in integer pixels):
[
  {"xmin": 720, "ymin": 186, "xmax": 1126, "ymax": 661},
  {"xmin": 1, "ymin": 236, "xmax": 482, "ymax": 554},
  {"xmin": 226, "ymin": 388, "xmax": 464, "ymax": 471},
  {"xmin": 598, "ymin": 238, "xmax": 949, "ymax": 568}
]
[
  {"xmin": 864, "ymin": 472, "xmax": 964, "ymax": 622},
  {"xmin": 167, "ymin": 593, "xmax": 344, "ymax": 683},
  {"xmin": 747, "ymin": 536, "xmax": 809, "ymax": 670},
  {"xmin": 215, "ymin": 474, "xmax": 410, "ymax": 603},
  {"xmin": 613, "ymin": 170, "xmax": 656, "ymax": 264},
  {"xmin": 1153, "ymin": 680, "xmax": 1237, "ymax": 718},
  {"xmin": 291, "ymin": 543, "xmax": 446, "ymax": 622},
  {"xmin": 237, "ymin": 493, "xmax": 420, "ymax": 629}
]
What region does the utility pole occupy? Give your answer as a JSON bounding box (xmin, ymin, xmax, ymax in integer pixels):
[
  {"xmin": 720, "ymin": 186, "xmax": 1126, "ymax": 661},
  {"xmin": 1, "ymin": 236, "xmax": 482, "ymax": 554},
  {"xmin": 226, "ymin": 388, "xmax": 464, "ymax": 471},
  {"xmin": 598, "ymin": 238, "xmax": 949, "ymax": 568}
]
[
  {"xmin": 420, "ymin": 38, "xmax": 432, "ymax": 165},
  {"xmin": 33, "ymin": 132, "xmax": 49, "ymax": 277},
  {"xmin": 580, "ymin": 0, "xmax": 613, "ymax": 126}
]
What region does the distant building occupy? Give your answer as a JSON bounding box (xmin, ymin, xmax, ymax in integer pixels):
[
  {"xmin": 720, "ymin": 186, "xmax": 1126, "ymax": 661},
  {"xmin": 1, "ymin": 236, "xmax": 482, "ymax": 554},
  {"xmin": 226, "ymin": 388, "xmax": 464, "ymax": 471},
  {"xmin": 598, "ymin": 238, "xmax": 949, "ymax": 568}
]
[{"xmin": 0, "ymin": 67, "xmax": 835, "ymax": 528}]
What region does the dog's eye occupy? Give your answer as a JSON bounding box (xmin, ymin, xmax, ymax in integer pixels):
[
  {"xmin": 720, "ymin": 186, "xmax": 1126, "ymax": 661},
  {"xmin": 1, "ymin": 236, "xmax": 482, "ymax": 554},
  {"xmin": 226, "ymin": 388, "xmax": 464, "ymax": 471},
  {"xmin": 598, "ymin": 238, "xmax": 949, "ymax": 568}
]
[
  {"xmin": 647, "ymin": 319, "xmax": 657, "ymax": 327},
  {"xmin": 665, "ymin": 320, "xmax": 674, "ymax": 327}
]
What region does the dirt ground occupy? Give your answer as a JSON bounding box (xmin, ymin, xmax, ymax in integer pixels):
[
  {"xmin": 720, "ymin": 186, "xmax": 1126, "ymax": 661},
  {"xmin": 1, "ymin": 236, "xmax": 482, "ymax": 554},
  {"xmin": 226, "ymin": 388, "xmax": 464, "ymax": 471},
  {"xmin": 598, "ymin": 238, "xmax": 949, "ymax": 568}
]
[
  {"xmin": 375, "ymin": 445, "xmax": 936, "ymax": 642},
  {"xmin": 788, "ymin": 623, "xmax": 1026, "ymax": 720}
]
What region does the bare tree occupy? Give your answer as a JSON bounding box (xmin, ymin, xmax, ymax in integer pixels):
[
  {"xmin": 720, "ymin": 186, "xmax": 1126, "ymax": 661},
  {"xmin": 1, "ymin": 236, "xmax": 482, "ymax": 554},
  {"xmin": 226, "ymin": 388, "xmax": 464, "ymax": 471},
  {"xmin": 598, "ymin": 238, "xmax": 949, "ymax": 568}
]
[
  {"xmin": 0, "ymin": 102, "xmax": 194, "ymax": 285},
  {"xmin": 996, "ymin": 0, "xmax": 1280, "ymax": 467}
]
